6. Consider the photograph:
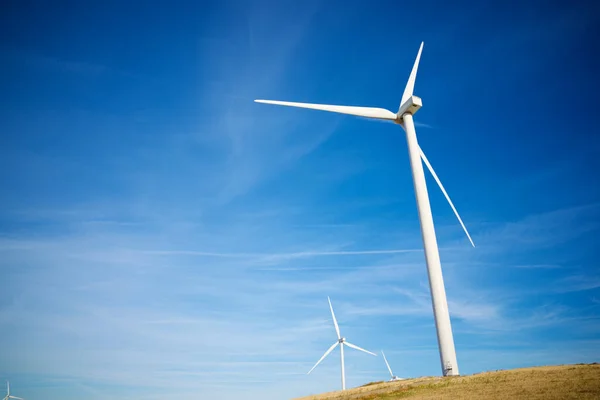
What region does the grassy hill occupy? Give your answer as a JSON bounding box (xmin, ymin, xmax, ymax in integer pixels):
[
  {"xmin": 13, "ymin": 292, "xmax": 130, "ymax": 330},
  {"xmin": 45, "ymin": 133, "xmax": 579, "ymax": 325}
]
[{"xmin": 293, "ymin": 363, "xmax": 600, "ymax": 400}]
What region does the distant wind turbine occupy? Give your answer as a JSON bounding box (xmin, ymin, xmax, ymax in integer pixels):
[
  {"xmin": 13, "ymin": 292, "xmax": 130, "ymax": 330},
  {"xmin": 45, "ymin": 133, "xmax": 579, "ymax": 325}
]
[
  {"xmin": 254, "ymin": 42, "xmax": 474, "ymax": 377},
  {"xmin": 307, "ymin": 297, "xmax": 377, "ymax": 390},
  {"xmin": 381, "ymin": 350, "xmax": 403, "ymax": 382},
  {"xmin": 3, "ymin": 381, "xmax": 24, "ymax": 400}
]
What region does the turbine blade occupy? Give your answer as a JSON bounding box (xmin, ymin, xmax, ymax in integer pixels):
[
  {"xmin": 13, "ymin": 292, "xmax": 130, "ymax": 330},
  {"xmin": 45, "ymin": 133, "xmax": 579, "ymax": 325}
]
[
  {"xmin": 344, "ymin": 341, "xmax": 377, "ymax": 356},
  {"xmin": 307, "ymin": 341, "xmax": 339, "ymax": 374},
  {"xmin": 254, "ymin": 100, "xmax": 397, "ymax": 121},
  {"xmin": 400, "ymin": 42, "xmax": 424, "ymax": 109},
  {"xmin": 381, "ymin": 350, "xmax": 394, "ymax": 377},
  {"xmin": 10, "ymin": 396, "xmax": 24, "ymax": 400},
  {"xmin": 419, "ymin": 145, "xmax": 475, "ymax": 247},
  {"xmin": 327, "ymin": 296, "xmax": 341, "ymax": 339}
]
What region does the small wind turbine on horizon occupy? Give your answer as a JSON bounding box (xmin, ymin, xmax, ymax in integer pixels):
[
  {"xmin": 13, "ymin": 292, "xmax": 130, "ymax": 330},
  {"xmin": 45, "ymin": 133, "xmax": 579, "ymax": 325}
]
[
  {"xmin": 254, "ymin": 42, "xmax": 475, "ymax": 377},
  {"xmin": 3, "ymin": 381, "xmax": 24, "ymax": 400},
  {"xmin": 307, "ymin": 297, "xmax": 377, "ymax": 390},
  {"xmin": 381, "ymin": 350, "xmax": 403, "ymax": 382}
]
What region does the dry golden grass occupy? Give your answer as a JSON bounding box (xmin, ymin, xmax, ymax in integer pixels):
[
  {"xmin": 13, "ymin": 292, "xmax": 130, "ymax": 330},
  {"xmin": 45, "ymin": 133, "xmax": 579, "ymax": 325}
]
[{"xmin": 293, "ymin": 363, "xmax": 600, "ymax": 400}]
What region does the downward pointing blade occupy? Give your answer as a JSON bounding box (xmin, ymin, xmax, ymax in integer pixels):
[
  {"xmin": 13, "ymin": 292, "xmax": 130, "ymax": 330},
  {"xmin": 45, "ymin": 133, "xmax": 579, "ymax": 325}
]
[
  {"xmin": 419, "ymin": 146, "xmax": 475, "ymax": 247},
  {"xmin": 344, "ymin": 341, "xmax": 377, "ymax": 356},
  {"xmin": 381, "ymin": 350, "xmax": 394, "ymax": 377},
  {"xmin": 328, "ymin": 296, "xmax": 341, "ymax": 339},
  {"xmin": 307, "ymin": 341, "xmax": 339, "ymax": 374},
  {"xmin": 254, "ymin": 100, "xmax": 397, "ymax": 121}
]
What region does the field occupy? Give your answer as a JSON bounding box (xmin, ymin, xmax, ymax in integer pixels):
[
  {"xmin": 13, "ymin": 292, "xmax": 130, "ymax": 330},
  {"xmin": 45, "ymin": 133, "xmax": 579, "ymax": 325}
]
[{"xmin": 293, "ymin": 363, "xmax": 600, "ymax": 400}]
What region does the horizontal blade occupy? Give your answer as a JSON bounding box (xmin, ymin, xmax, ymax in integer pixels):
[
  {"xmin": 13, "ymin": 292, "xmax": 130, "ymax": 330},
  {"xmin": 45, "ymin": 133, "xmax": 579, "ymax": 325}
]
[
  {"xmin": 327, "ymin": 296, "xmax": 341, "ymax": 339},
  {"xmin": 307, "ymin": 341, "xmax": 339, "ymax": 374},
  {"xmin": 419, "ymin": 146, "xmax": 475, "ymax": 247},
  {"xmin": 381, "ymin": 350, "xmax": 394, "ymax": 377},
  {"xmin": 344, "ymin": 341, "xmax": 377, "ymax": 356},
  {"xmin": 254, "ymin": 100, "xmax": 397, "ymax": 121},
  {"xmin": 9, "ymin": 397, "xmax": 24, "ymax": 400}
]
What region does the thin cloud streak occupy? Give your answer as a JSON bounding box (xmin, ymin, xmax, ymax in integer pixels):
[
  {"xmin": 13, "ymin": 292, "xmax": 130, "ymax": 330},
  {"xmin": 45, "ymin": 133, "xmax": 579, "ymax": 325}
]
[{"xmin": 140, "ymin": 248, "xmax": 422, "ymax": 257}]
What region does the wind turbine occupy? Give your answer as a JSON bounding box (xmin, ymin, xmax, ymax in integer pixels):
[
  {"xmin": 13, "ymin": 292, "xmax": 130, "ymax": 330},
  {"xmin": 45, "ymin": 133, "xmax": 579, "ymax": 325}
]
[
  {"xmin": 254, "ymin": 42, "xmax": 475, "ymax": 377},
  {"xmin": 3, "ymin": 381, "xmax": 24, "ymax": 400},
  {"xmin": 381, "ymin": 350, "xmax": 403, "ymax": 381},
  {"xmin": 307, "ymin": 297, "xmax": 377, "ymax": 390}
]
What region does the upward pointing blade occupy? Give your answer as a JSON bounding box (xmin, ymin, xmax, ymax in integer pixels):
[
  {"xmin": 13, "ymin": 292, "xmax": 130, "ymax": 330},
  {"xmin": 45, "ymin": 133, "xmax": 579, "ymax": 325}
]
[
  {"xmin": 254, "ymin": 100, "xmax": 397, "ymax": 121},
  {"xmin": 328, "ymin": 296, "xmax": 341, "ymax": 339},
  {"xmin": 307, "ymin": 341, "xmax": 339, "ymax": 375},
  {"xmin": 381, "ymin": 350, "xmax": 394, "ymax": 378},
  {"xmin": 344, "ymin": 341, "xmax": 377, "ymax": 356},
  {"xmin": 400, "ymin": 42, "xmax": 424, "ymax": 109},
  {"xmin": 419, "ymin": 146, "xmax": 475, "ymax": 247}
]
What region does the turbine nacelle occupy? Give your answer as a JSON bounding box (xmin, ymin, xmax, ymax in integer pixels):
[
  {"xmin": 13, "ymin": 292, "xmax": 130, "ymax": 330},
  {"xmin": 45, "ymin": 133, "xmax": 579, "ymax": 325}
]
[
  {"xmin": 395, "ymin": 95, "xmax": 422, "ymax": 124},
  {"xmin": 339, "ymin": 337, "xmax": 346, "ymax": 343}
]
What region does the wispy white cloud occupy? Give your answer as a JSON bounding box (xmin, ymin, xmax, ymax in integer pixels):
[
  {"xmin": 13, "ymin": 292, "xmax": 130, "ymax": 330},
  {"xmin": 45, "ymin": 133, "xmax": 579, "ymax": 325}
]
[
  {"xmin": 2, "ymin": 190, "xmax": 599, "ymax": 400},
  {"xmin": 141, "ymin": 247, "xmax": 421, "ymax": 259},
  {"xmin": 512, "ymin": 264, "xmax": 562, "ymax": 269},
  {"xmin": 553, "ymin": 274, "xmax": 600, "ymax": 293},
  {"xmin": 442, "ymin": 202, "xmax": 600, "ymax": 254},
  {"xmin": 414, "ymin": 121, "xmax": 433, "ymax": 129},
  {"xmin": 3, "ymin": 46, "xmax": 143, "ymax": 80}
]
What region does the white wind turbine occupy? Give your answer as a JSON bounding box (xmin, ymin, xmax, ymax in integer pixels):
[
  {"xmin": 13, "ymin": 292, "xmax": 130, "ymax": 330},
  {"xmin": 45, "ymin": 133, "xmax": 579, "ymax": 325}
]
[
  {"xmin": 3, "ymin": 381, "xmax": 24, "ymax": 400},
  {"xmin": 254, "ymin": 42, "xmax": 475, "ymax": 377},
  {"xmin": 381, "ymin": 350, "xmax": 403, "ymax": 381},
  {"xmin": 307, "ymin": 297, "xmax": 377, "ymax": 390}
]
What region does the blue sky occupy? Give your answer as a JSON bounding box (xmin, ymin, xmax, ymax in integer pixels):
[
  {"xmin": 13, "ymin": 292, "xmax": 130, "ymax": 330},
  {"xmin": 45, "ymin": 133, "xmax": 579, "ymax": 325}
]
[{"xmin": 1, "ymin": 0, "xmax": 600, "ymax": 399}]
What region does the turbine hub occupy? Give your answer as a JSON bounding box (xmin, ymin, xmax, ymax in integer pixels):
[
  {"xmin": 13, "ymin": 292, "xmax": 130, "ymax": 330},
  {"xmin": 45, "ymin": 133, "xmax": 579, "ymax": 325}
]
[
  {"xmin": 396, "ymin": 95, "xmax": 422, "ymax": 123},
  {"xmin": 339, "ymin": 337, "xmax": 346, "ymax": 343}
]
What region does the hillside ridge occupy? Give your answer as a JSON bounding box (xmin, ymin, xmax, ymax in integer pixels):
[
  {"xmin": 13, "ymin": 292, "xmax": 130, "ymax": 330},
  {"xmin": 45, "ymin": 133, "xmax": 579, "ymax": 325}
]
[{"xmin": 293, "ymin": 363, "xmax": 600, "ymax": 400}]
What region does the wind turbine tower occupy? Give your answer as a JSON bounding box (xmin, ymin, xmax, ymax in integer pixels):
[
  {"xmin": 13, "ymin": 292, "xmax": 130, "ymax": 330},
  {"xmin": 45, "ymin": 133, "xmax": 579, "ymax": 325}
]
[
  {"xmin": 254, "ymin": 42, "xmax": 475, "ymax": 377},
  {"xmin": 307, "ymin": 297, "xmax": 377, "ymax": 390},
  {"xmin": 3, "ymin": 381, "xmax": 24, "ymax": 400},
  {"xmin": 381, "ymin": 350, "xmax": 402, "ymax": 381}
]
